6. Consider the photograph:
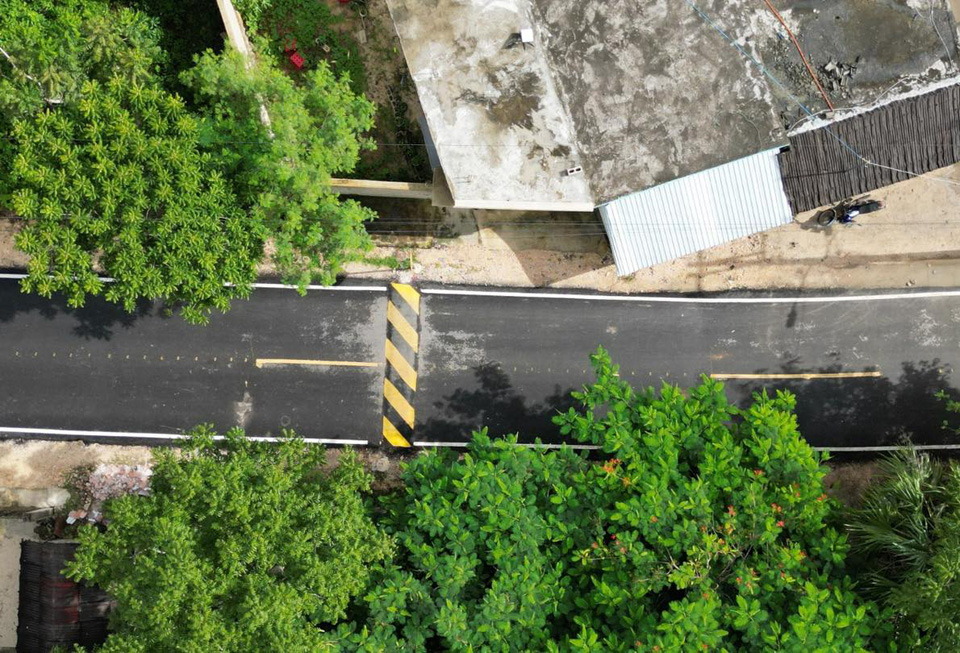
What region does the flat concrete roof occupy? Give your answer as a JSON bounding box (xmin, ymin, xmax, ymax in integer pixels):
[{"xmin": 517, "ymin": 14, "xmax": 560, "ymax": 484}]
[
  {"xmin": 389, "ymin": 0, "xmax": 958, "ymax": 207},
  {"xmin": 387, "ymin": 0, "xmax": 594, "ymax": 211}
]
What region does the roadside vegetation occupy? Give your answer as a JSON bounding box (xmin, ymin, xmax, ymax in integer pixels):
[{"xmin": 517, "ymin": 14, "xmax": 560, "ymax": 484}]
[
  {"xmin": 0, "ymin": 0, "xmax": 401, "ymax": 323},
  {"xmin": 58, "ymin": 348, "xmax": 960, "ymax": 651}
]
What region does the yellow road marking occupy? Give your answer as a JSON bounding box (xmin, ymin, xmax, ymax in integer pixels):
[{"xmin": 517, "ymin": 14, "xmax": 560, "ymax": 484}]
[
  {"xmin": 385, "ymin": 340, "xmax": 417, "ymax": 390},
  {"xmin": 711, "ymin": 371, "xmax": 882, "ymax": 380},
  {"xmin": 382, "ymin": 417, "xmax": 411, "ymax": 447},
  {"xmin": 383, "ymin": 378, "xmax": 416, "ymax": 428},
  {"xmin": 255, "ymin": 358, "xmax": 379, "ymax": 368},
  {"xmin": 387, "ymin": 301, "xmax": 419, "ymax": 350},
  {"xmin": 391, "ymin": 282, "xmax": 420, "ymax": 315}
]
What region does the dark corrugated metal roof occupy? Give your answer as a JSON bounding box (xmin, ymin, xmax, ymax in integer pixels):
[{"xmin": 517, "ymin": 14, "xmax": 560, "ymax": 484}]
[{"xmin": 778, "ymin": 82, "xmax": 960, "ymax": 212}]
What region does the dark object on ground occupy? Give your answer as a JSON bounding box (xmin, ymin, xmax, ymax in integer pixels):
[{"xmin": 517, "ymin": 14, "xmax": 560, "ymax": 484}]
[
  {"xmin": 816, "ymin": 196, "xmax": 883, "ymax": 226},
  {"xmin": 17, "ymin": 541, "xmax": 111, "ymax": 653}
]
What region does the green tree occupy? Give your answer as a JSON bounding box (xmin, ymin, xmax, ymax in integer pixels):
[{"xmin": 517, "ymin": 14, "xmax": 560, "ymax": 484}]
[
  {"xmin": 0, "ymin": 0, "xmax": 164, "ymax": 201},
  {"xmin": 847, "ymin": 448, "xmax": 960, "ymax": 651},
  {"xmin": 10, "ymin": 77, "xmax": 264, "ymax": 323},
  {"xmin": 0, "ymin": 0, "xmax": 163, "ymax": 117},
  {"xmin": 66, "ymin": 425, "xmax": 393, "ymax": 652},
  {"xmin": 329, "ymin": 348, "xmax": 888, "ymax": 652},
  {"xmin": 183, "ymin": 48, "xmax": 376, "ymax": 288}
]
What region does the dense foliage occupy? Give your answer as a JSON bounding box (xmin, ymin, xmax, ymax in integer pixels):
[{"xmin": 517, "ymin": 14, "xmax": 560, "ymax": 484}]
[
  {"xmin": 66, "ymin": 426, "xmax": 392, "ymax": 652},
  {"xmin": 847, "ymin": 448, "xmax": 960, "ymax": 651},
  {"xmin": 2, "ymin": 0, "xmax": 382, "ymax": 316},
  {"xmin": 10, "ymin": 78, "xmax": 263, "ymax": 323},
  {"xmin": 184, "ymin": 49, "xmax": 376, "ymax": 286},
  {"xmin": 0, "ymin": 0, "xmax": 164, "ymax": 201},
  {"xmin": 326, "ymin": 348, "xmax": 887, "ymax": 651}
]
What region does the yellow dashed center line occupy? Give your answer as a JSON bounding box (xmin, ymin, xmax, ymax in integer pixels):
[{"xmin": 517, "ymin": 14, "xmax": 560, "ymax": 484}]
[{"xmin": 255, "ymin": 358, "xmax": 379, "ymax": 369}]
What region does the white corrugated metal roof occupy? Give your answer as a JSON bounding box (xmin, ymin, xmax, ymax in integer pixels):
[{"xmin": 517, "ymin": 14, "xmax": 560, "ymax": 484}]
[{"xmin": 598, "ymin": 148, "xmax": 793, "ymax": 276}]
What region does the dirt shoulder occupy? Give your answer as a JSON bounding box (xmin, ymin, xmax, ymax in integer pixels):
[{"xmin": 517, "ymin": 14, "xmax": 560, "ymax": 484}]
[
  {"xmin": 346, "ymin": 162, "xmax": 960, "ymax": 293},
  {"xmin": 4, "ymin": 162, "xmax": 959, "ymax": 294}
]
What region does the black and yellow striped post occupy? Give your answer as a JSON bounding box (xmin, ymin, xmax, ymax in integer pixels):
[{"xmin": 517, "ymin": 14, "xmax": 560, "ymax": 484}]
[{"xmin": 381, "ymin": 283, "xmax": 420, "ymax": 447}]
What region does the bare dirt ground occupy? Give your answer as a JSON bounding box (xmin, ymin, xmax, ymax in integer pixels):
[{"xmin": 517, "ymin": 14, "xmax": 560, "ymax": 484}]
[
  {"xmin": 347, "ymin": 162, "xmax": 960, "ymax": 292},
  {"xmin": 0, "ymin": 442, "xmax": 152, "ymax": 493}
]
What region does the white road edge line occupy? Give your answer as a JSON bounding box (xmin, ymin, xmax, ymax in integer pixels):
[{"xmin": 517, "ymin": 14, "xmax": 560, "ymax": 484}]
[
  {"xmin": 3, "ymin": 427, "xmax": 956, "ymax": 452},
  {"xmin": 0, "ymin": 273, "xmax": 386, "ymax": 292},
  {"xmin": 0, "ymin": 426, "xmax": 366, "ymax": 446},
  {"xmin": 414, "ymin": 441, "xmax": 600, "ymax": 450},
  {"xmin": 812, "ymin": 444, "xmax": 960, "ymax": 452},
  {"xmin": 421, "ymin": 287, "xmax": 960, "ymax": 304}
]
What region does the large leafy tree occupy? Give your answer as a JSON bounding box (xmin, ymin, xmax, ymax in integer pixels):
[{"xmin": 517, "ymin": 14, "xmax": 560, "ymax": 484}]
[
  {"xmin": 183, "ymin": 49, "xmax": 376, "ymax": 287},
  {"xmin": 0, "ymin": 0, "xmax": 164, "ymax": 201},
  {"xmin": 847, "ymin": 448, "xmax": 960, "ymax": 651},
  {"xmin": 10, "ymin": 77, "xmax": 264, "ymax": 323},
  {"xmin": 328, "ymin": 348, "xmax": 887, "ymax": 651},
  {"xmin": 67, "ymin": 426, "xmax": 393, "ymax": 652}
]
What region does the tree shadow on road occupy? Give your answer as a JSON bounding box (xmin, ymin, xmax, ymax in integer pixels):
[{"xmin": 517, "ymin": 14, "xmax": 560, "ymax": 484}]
[
  {"xmin": 0, "ymin": 287, "xmax": 156, "ymax": 340},
  {"xmin": 724, "ymin": 359, "xmax": 960, "ymax": 448},
  {"xmin": 418, "ymin": 361, "xmax": 577, "ymax": 445}
]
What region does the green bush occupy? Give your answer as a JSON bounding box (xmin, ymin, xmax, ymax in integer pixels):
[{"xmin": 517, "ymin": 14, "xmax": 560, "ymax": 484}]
[
  {"xmin": 67, "ymin": 426, "xmax": 393, "ymax": 652},
  {"xmin": 328, "ymin": 348, "xmax": 889, "ymax": 651}
]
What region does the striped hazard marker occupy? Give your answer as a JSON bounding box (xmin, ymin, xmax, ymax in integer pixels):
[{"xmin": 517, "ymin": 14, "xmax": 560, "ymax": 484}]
[{"xmin": 381, "ymin": 283, "xmax": 421, "ymax": 447}]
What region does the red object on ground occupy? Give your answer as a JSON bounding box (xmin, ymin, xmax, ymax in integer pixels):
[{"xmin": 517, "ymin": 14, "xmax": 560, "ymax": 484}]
[{"xmin": 289, "ymin": 51, "xmax": 305, "ymax": 69}]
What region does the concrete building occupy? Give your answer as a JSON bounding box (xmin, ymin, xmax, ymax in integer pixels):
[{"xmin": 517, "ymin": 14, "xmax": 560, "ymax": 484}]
[{"xmin": 387, "ymin": 0, "xmax": 960, "ymax": 275}]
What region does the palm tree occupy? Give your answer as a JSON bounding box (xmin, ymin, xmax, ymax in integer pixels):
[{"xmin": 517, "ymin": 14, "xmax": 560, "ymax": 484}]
[{"xmin": 846, "ymin": 448, "xmax": 960, "ymax": 651}]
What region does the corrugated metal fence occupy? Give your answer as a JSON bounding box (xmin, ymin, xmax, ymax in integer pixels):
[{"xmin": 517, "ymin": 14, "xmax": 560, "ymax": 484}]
[
  {"xmin": 17, "ymin": 541, "xmax": 111, "ymax": 652},
  {"xmin": 598, "ymin": 148, "xmax": 793, "ymax": 276},
  {"xmin": 779, "ymin": 82, "xmax": 960, "ymax": 212}
]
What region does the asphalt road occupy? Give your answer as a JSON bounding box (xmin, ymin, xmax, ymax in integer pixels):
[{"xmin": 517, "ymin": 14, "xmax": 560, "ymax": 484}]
[
  {"xmin": 0, "ymin": 279, "xmax": 386, "ymax": 445},
  {"xmin": 2, "ymin": 276, "xmax": 959, "ymax": 450}
]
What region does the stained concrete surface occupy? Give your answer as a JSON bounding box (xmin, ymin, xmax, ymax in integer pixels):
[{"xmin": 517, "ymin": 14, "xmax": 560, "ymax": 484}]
[
  {"xmin": 389, "ymin": 0, "xmax": 958, "ymax": 207},
  {"xmin": 386, "ymin": 0, "xmax": 593, "ymax": 208},
  {"xmin": 532, "ymin": 0, "xmax": 784, "ymax": 203},
  {"xmin": 757, "ymin": 0, "xmax": 958, "ymax": 125}
]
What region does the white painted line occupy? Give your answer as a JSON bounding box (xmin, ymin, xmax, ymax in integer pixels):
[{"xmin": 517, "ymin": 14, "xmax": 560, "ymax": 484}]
[
  {"xmin": 249, "ymin": 283, "xmax": 386, "ymax": 292},
  {"xmin": 0, "ymin": 273, "xmax": 386, "ymax": 292},
  {"xmin": 413, "ymin": 441, "xmax": 600, "ymax": 450},
  {"xmin": 4, "ymin": 426, "xmax": 957, "ymax": 452},
  {"xmin": 813, "ymin": 444, "xmax": 960, "ymax": 452},
  {"xmin": 0, "ymin": 426, "xmax": 367, "ymax": 446},
  {"xmin": 421, "ymin": 287, "xmax": 960, "ymax": 304},
  {"xmin": 712, "ymin": 371, "xmax": 883, "ymax": 380}
]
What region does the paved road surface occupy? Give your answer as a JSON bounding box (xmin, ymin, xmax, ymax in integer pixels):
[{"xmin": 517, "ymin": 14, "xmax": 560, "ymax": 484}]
[
  {"xmin": 1, "ymin": 277, "xmax": 959, "ymax": 450},
  {"xmin": 416, "ymin": 289, "xmax": 960, "ymax": 449},
  {"xmin": 0, "ymin": 280, "xmax": 385, "ymax": 445}
]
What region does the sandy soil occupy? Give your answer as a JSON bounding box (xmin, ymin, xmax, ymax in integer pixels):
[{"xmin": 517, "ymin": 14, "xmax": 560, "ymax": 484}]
[
  {"xmin": 824, "ymin": 461, "xmax": 880, "ymax": 507},
  {"xmin": 346, "ymin": 162, "xmax": 960, "ymax": 292},
  {"xmin": 0, "ymin": 442, "xmax": 152, "ymax": 491},
  {"xmin": 0, "ymin": 218, "xmax": 27, "ymax": 269}
]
